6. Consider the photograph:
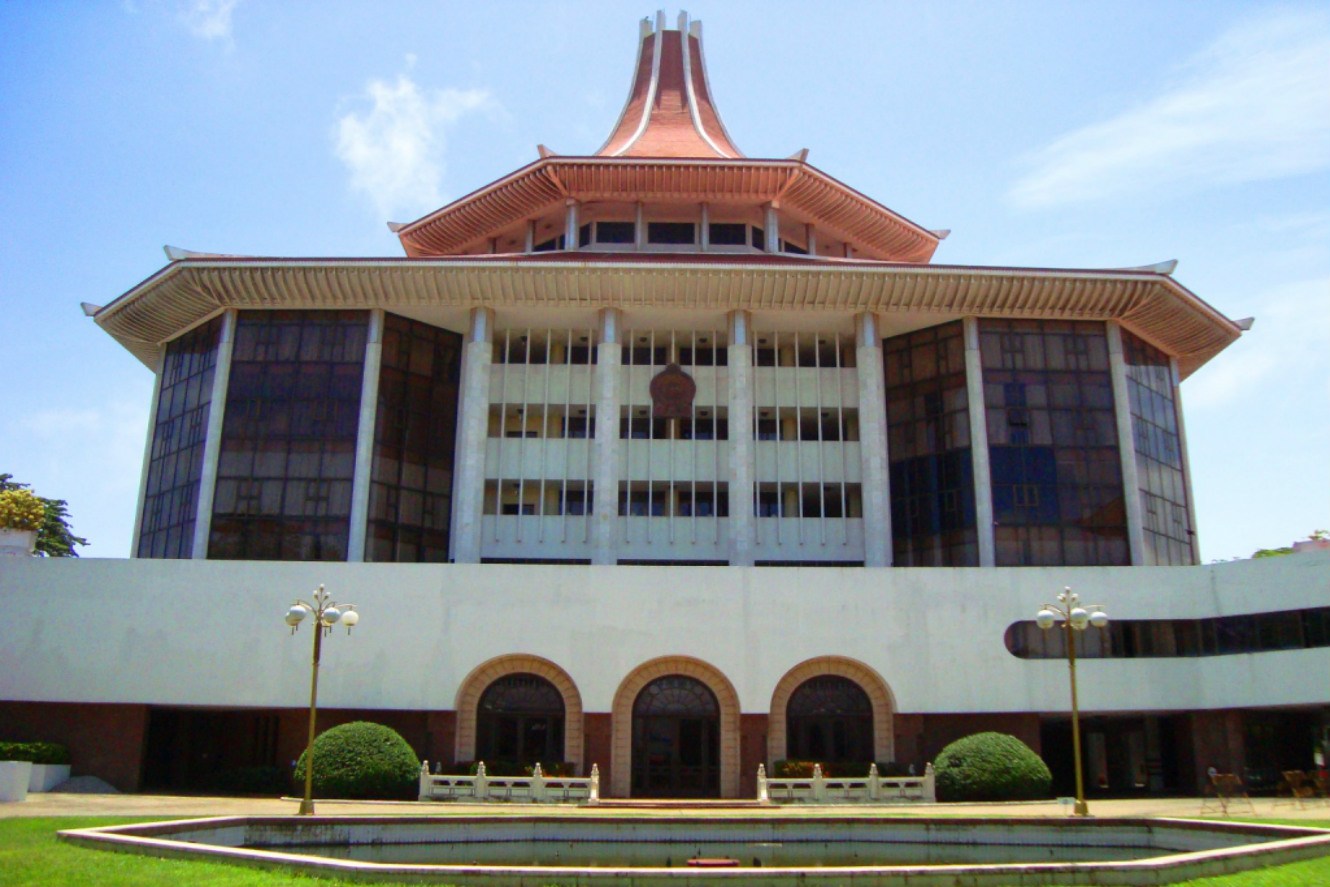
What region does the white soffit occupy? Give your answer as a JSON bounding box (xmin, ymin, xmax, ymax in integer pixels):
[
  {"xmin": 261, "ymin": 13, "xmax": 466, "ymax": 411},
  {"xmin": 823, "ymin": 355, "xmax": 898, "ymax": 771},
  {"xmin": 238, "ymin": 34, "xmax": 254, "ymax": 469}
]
[{"xmin": 95, "ymin": 259, "xmax": 1241, "ymax": 377}]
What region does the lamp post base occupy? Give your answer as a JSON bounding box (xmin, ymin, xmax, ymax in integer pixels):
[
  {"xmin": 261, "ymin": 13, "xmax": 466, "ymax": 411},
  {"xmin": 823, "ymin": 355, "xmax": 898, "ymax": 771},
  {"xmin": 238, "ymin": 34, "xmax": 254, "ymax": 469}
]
[
  {"xmin": 1073, "ymin": 799, "xmax": 1090, "ymax": 817},
  {"xmin": 297, "ymin": 798, "xmax": 316, "ymax": 816}
]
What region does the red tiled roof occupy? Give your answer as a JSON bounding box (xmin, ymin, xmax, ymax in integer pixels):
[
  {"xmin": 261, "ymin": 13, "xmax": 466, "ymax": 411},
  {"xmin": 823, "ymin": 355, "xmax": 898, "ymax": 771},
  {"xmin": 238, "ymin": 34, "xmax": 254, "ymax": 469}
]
[{"xmin": 596, "ymin": 16, "xmax": 742, "ymax": 159}]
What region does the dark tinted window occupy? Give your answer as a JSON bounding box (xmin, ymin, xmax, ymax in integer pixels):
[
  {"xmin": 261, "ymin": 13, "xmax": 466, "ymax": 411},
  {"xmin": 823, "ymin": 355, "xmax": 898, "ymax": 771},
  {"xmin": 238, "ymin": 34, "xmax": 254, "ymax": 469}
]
[
  {"xmin": 209, "ymin": 310, "xmax": 367, "ymax": 561},
  {"xmin": 138, "ymin": 316, "xmax": 222, "ymax": 559}
]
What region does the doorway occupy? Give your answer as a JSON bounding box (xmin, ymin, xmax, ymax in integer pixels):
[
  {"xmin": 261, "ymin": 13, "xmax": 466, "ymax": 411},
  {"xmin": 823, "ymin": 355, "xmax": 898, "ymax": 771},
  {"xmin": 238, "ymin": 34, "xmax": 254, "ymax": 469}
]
[{"xmin": 631, "ymin": 675, "xmax": 720, "ymax": 797}]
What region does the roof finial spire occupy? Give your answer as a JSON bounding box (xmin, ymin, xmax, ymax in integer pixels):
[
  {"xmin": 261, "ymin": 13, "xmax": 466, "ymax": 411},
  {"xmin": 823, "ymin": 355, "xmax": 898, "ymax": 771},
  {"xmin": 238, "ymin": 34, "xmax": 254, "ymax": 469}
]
[{"xmin": 594, "ymin": 10, "xmax": 743, "ymax": 158}]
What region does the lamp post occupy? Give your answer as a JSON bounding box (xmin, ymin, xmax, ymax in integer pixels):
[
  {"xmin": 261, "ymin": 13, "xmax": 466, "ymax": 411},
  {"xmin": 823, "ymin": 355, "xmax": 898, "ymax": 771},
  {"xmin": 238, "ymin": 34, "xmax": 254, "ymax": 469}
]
[
  {"xmin": 285, "ymin": 584, "xmax": 359, "ymax": 816},
  {"xmin": 1036, "ymin": 587, "xmax": 1107, "ymax": 817}
]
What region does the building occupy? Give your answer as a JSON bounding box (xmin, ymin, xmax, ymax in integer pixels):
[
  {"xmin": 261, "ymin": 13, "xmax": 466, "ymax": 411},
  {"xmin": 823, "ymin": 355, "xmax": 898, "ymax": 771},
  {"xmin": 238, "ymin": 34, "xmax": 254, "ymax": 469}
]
[{"xmin": 2, "ymin": 12, "xmax": 1327, "ymax": 800}]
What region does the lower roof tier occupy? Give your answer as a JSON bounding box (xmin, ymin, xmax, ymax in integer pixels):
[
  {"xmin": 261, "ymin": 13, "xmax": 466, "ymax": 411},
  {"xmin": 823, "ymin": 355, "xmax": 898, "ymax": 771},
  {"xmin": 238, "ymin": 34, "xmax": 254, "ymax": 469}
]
[{"xmin": 96, "ymin": 256, "xmax": 1241, "ymax": 377}]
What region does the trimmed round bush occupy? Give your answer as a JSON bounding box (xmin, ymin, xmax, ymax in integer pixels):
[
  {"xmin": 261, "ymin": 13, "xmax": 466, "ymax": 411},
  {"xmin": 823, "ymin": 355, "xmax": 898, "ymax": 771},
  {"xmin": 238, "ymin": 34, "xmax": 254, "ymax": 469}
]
[
  {"xmin": 934, "ymin": 732, "xmax": 1052, "ymax": 802},
  {"xmin": 292, "ymin": 721, "xmax": 420, "ymax": 800}
]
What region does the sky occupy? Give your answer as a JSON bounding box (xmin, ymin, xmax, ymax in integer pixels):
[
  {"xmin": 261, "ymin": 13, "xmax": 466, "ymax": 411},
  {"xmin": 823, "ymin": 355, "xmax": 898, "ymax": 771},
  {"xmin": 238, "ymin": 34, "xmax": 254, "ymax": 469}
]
[{"xmin": 1, "ymin": 0, "xmax": 1326, "ymax": 563}]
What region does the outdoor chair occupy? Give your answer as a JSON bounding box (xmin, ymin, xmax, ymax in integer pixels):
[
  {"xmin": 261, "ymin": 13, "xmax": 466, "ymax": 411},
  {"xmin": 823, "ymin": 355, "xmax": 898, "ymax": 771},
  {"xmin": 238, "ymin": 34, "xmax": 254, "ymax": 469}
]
[{"xmin": 1201, "ymin": 772, "xmax": 1254, "ymax": 815}]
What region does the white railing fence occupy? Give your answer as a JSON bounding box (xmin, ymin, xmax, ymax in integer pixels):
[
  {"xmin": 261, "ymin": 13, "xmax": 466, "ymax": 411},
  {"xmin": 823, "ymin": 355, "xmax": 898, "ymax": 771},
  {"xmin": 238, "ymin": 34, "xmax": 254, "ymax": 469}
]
[
  {"xmin": 757, "ymin": 762, "xmax": 935, "ymax": 804},
  {"xmin": 418, "ymin": 761, "xmax": 599, "ymax": 804}
]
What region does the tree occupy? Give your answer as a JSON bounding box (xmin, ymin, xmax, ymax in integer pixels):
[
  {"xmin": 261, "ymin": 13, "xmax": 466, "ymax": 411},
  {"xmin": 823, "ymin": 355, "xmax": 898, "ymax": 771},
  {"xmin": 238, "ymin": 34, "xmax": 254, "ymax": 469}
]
[
  {"xmin": 0, "ymin": 474, "xmax": 88, "ymax": 557},
  {"xmin": 1252, "ymin": 530, "xmax": 1329, "ymax": 559}
]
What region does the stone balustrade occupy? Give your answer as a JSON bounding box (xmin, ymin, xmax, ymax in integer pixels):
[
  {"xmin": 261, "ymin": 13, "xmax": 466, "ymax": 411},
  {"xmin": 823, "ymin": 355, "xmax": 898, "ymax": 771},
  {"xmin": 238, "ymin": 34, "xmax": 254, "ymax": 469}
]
[
  {"xmin": 757, "ymin": 762, "xmax": 935, "ymax": 804},
  {"xmin": 418, "ymin": 761, "xmax": 600, "ymax": 804}
]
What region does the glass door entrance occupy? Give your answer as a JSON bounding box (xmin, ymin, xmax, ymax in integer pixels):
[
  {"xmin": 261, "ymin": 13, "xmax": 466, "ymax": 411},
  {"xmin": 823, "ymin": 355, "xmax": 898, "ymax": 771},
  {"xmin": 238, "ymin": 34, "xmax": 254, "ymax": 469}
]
[{"xmin": 631, "ymin": 675, "xmax": 720, "ymax": 797}]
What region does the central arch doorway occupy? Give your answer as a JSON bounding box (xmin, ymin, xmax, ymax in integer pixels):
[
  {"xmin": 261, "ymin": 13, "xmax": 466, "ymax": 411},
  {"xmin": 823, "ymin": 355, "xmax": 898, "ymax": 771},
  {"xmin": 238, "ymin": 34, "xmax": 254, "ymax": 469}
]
[
  {"xmin": 475, "ymin": 673, "xmax": 565, "ymax": 767},
  {"xmin": 786, "ymin": 675, "xmax": 874, "ymax": 765},
  {"xmin": 631, "ymin": 675, "xmax": 720, "ymax": 798}
]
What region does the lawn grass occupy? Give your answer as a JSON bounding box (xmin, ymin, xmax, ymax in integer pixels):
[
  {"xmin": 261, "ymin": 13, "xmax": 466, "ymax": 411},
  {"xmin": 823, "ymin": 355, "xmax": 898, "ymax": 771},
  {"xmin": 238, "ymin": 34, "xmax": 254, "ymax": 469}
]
[{"xmin": 0, "ymin": 816, "xmax": 1327, "ymax": 886}]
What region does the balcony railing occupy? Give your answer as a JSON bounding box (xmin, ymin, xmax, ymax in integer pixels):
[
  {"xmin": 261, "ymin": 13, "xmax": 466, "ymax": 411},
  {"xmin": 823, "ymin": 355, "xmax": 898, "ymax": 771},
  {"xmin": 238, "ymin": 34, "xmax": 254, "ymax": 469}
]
[
  {"xmin": 757, "ymin": 762, "xmax": 935, "ymax": 804},
  {"xmin": 418, "ymin": 761, "xmax": 599, "ymax": 804}
]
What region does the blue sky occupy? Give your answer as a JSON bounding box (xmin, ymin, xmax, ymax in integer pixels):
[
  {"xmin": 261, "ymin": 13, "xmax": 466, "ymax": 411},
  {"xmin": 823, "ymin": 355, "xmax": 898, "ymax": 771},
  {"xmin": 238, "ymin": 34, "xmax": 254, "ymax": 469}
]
[{"xmin": 1, "ymin": 1, "xmax": 1326, "ymax": 561}]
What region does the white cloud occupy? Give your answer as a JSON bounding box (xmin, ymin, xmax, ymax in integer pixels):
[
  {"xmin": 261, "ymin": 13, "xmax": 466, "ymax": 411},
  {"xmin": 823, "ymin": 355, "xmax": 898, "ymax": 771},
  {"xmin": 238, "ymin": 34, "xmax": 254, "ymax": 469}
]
[
  {"xmin": 335, "ymin": 63, "xmax": 494, "ymax": 221},
  {"xmin": 179, "ymin": 0, "xmax": 240, "ymax": 41},
  {"xmin": 1184, "ymin": 276, "xmax": 1330, "ymax": 411},
  {"xmin": 1010, "ymin": 9, "xmax": 1330, "ymax": 208}
]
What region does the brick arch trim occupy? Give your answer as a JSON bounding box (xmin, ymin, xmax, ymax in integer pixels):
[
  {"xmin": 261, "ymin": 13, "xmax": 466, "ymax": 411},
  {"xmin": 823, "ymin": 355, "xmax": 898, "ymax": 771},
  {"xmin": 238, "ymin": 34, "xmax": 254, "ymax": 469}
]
[
  {"xmin": 453, "ymin": 654, "xmax": 584, "ymax": 773},
  {"xmin": 610, "ymin": 656, "xmax": 742, "ymax": 799},
  {"xmin": 767, "ymin": 656, "xmax": 896, "ymax": 766}
]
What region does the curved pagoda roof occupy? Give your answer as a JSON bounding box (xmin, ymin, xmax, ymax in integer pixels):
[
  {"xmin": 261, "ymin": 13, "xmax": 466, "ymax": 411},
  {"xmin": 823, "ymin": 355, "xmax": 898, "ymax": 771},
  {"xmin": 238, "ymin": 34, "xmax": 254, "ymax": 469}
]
[
  {"xmin": 91, "ymin": 10, "xmax": 1244, "ymax": 380},
  {"xmin": 392, "ymin": 12, "xmax": 942, "ymax": 264},
  {"xmin": 595, "ymin": 11, "xmax": 743, "ymax": 159}
]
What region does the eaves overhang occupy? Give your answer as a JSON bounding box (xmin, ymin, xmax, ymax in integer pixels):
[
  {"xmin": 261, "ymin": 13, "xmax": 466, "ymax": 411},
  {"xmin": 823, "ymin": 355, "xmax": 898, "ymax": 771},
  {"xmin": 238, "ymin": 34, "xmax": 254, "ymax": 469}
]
[
  {"xmin": 95, "ymin": 257, "xmax": 1241, "ymax": 378},
  {"xmin": 393, "ymin": 157, "xmax": 941, "ymax": 264}
]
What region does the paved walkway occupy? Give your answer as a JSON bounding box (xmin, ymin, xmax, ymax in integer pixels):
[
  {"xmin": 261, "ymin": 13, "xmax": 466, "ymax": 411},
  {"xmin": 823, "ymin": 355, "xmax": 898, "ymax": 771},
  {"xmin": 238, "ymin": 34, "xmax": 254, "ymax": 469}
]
[{"xmin": 5, "ymin": 793, "xmax": 1330, "ymax": 821}]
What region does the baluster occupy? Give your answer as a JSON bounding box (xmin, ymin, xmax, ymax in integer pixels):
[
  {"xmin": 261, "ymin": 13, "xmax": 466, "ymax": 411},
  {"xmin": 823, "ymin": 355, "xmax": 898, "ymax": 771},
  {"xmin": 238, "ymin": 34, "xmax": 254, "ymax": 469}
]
[
  {"xmin": 532, "ymin": 762, "xmax": 545, "ymax": 803},
  {"xmin": 475, "ymin": 761, "xmax": 489, "ymax": 801},
  {"xmin": 418, "ymin": 761, "xmax": 431, "ymax": 801}
]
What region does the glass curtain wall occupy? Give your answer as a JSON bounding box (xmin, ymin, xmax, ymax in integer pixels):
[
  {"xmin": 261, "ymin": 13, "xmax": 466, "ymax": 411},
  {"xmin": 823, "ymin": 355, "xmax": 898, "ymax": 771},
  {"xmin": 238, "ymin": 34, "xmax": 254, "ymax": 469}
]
[
  {"xmin": 137, "ymin": 317, "xmax": 222, "ymax": 558},
  {"xmin": 209, "ymin": 310, "xmax": 367, "ymax": 560},
  {"xmin": 884, "ymin": 321, "xmax": 977, "ymax": 565},
  {"xmin": 368, "ymin": 314, "xmax": 462, "ymax": 562},
  {"xmin": 1122, "ymin": 331, "xmax": 1194, "ymax": 565},
  {"xmin": 980, "ymin": 320, "xmax": 1127, "ymax": 566}
]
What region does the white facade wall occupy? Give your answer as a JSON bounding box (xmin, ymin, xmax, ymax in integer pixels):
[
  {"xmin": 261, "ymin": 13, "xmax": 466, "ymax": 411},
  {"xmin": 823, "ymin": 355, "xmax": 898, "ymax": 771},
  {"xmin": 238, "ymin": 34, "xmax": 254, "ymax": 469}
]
[{"xmin": 3, "ymin": 551, "xmax": 1327, "ymax": 717}]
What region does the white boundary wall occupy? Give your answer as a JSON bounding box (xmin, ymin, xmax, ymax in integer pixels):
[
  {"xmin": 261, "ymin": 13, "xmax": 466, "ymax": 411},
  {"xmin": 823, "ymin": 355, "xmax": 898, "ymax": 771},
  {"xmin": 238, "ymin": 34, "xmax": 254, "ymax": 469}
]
[{"xmin": 1, "ymin": 551, "xmax": 1327, "ymax": 716}]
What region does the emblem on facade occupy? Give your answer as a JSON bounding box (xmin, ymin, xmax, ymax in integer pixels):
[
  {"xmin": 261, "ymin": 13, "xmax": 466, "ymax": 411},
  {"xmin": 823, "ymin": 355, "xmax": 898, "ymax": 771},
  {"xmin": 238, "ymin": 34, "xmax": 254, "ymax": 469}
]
[{"xmin": 649, "ymin": 363, "xmax": 697, "ymax": 419}]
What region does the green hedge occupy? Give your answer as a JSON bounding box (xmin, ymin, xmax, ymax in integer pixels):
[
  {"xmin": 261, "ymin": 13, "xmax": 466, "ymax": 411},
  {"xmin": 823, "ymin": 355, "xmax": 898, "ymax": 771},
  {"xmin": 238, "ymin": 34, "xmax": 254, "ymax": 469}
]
[
  {"xmin": 771, "ymin": 760, "xmax": 909, "ymax": 778},
  {"xmin": 933, "ymin": 732, "xmax": 1052, "ymax": 802},
  {"xmin": 292, "ymin": 722, "xmax": 420, "ymax": 800},
  {"xmin": 449, "ymin": 760, "xmax": 576, "ymax": 777},
  {"xmin": 0, "ymin": 742, "xmax": 71, "ymax": 765}
]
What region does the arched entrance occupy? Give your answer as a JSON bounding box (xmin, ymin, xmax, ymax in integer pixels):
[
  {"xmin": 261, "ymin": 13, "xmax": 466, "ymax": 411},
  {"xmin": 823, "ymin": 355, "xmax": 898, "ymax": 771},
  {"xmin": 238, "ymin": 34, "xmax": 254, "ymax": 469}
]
[
  {"xmin": 631, "ymin": 675, "xmax": 720, "ymax": 798},
  {"xmin": 476, "ymin": 673, "xmax": 565, "ymax": 766},
  {"xmin": 454, "ymin": 654, "xmax": 583, "ymax": 772},
  {"xmin": 768, "ymin": 656, "xmax": 896, "ymax": 767},
  {"xmin": 786, "ymin": 675, "xmax": 873, "ymax": 765},
  {"xmin": 611, "ymin": 657, "xmax": 741, "ymax": 798}
]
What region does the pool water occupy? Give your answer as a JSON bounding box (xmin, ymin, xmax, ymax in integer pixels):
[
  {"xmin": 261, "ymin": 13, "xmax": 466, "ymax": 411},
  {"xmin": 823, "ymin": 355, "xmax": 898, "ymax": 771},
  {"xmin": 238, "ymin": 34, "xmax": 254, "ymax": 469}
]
[
  {"xmin": 61, "ymin": 813, "xmax": 1330, "ymax": 886},
  {"xmin": 286, "ymin": 837, "xmax": 1164, "ymax": 867}
]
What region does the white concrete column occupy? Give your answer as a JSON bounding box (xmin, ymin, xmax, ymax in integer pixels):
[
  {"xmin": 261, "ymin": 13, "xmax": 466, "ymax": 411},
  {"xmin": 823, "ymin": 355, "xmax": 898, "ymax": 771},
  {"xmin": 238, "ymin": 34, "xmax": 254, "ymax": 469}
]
[
  {"xmin": 963, "ymin": 317, "xmax": 996, "ymax": 566},
  {"xmin": 1172, "ymin": 357, "xmax": 1201, "ymax": 565},
  {"xmin": 564, "ymin": 200, "xmax": 579, "ymax": 251},
  {"xmin": 524, "ymin": 220, "xmax": 535, "ymax": 253},
  {"xmin": 347, "ymin": 309, "xmax": 385, "ymax": 562},
  {"xmin": 726, "ymin": 310, "xmax": 755, "ymax": 565},
  {"xmin": 130, "ymin": 352, "xmax": 167, "ymax": 557},
  {"xmin": 449, "ymin": 307, "xmax": 495, "ymax": 563},
  {"xmin": 855, "ymin": 312, "xmax": 892, "ymax": 567},
  {"xmin": 700, "ymin": 203, "xmax": 711, "ymax": 251},
  {"xmin": 1107, "ymin": 322, "xmax": 1146, "ymax": 566},
  {"xmin": 634, "ymin": 202, "xmax": 645, "ymax": 251},
  {"xmin": 764, "ymin": 205, "xmax": 780, "ymax": 253},
  {"xmin": 191, "ymin": 309, "xmax": 237, "ymax": 559},
  {"xmin": 591, "ymin": 308, "xmax": 623, "ymax": 564}
]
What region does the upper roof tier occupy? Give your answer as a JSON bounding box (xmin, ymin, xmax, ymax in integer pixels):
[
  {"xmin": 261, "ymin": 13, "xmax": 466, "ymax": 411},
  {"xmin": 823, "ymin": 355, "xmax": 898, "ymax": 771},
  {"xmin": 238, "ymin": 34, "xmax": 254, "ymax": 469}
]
[
  {"xmin": 391, "ymin": 12, "xmax": 943, "ymax": 263},
  {"xmin": 596, "ymin": 11, "xmax": 743, "ymax": 159}
]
